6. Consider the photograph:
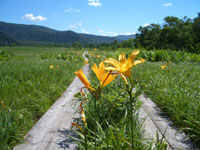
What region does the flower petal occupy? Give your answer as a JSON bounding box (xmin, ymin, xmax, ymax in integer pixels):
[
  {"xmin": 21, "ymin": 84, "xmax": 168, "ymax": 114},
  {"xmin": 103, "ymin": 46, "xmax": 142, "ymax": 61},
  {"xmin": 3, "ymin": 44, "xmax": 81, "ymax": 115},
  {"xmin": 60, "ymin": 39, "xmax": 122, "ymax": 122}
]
[
  {"xmin": 104, "ymin": 58, "xmax": 121, "ymax": 70},
  {"xmin": 105, "ymin": 66, "xmax": 119, "ymax": 71},
  {"xmin": 99, "ymin": 61, "xmax": 106, "ymax": 81},
  {"xmin": 128, "ymin": 50, "xmax": 140, "ymax": 64},
  {"xmin": 75, "ymin": 69, "xmax": 91, "ymax": 87},
  {"xmin": 119, "ymin": 73, "xmax": 128, "ymax": 84},
  {"xmin": 118, "ymin": 52, "xmax": 126, "ymax": 64},
  {"xmin": 133, "ymin": 59, "xmax": 145, "ymax": 66},
  {"xmin": 102, "ymin": 74, "xmax": 117, "ymax": 87},
  {"xmin": 91, "ymin": 63, "xmax": 100, "ymax": 80},
  {"xmin": 122, "ymin": 67, "xmax": 132, "ymax": 77}
]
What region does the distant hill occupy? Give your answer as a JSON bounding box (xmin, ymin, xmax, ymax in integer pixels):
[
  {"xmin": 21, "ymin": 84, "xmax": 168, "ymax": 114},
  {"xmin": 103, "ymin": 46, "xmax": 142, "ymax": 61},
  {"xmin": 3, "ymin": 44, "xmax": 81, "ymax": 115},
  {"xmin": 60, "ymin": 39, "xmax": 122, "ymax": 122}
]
[
  {"xmin": 0, "ymin": 32, "xmax": 18, "ymax": 46},
  {"xmin": 0, "ymin": 21, "xmax": 135, "ymax": 46},
  {"xmin": 116, "ymin": 34, "xmax": 136, "ymax": 41}
]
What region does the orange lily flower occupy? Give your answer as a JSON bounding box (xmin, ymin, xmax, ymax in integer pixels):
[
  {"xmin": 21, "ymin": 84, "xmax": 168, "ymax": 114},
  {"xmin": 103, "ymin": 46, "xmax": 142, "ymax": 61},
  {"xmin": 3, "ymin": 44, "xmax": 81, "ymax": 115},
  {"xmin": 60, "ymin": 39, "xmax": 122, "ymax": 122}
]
[
  {"xmin": 75, "ymin": 69, "xmax": 95, "ymax": 91},
  {"xmin": 104, "ymin": 50, "xmax": 145, "ymax": 77},
  {"xmin": 91, "ymin": 61, "xmax": 117, "ymax": 88}
]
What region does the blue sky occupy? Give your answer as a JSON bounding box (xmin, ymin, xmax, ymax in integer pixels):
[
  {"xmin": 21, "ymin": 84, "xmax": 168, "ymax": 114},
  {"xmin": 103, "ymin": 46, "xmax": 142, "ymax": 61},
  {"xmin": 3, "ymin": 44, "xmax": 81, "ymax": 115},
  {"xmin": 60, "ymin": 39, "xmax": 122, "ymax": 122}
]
[{"xmin": 0, "ymin": 0, "xmax": 199, "ymax": 36}]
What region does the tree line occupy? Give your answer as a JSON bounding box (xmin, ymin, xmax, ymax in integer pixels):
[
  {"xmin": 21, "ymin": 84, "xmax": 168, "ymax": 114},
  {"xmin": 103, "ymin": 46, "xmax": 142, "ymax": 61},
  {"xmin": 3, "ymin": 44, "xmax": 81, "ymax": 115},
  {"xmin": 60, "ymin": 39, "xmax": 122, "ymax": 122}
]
[{"xmin": 134, "ymin": 13, "xmax": 200, "ymax": 53}]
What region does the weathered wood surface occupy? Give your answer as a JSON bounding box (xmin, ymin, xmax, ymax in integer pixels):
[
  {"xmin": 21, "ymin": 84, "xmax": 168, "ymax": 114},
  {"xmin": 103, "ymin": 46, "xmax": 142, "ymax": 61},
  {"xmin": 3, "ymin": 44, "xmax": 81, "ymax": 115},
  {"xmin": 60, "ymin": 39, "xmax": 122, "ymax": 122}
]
[
  {"xmin": 14, "ymin": 52, "xmax": 89, "ymax": 150},
  {"xmin": 138, "ymin": 94, "xmax": 198, "ymax": 150}
]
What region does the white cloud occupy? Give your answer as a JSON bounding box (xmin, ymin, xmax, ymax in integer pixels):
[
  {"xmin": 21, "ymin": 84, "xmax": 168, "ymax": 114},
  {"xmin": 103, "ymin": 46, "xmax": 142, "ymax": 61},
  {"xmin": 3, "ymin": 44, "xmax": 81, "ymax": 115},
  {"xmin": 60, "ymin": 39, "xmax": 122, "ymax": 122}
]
[
  {"xmin": 81, "ymin": 28, "xmax": 89, "ymax": 34},
  {"xmin": 121, "ymin": 32, "xmax": 136, "ymax": 35},
  {"xmin": 68, "ymin": 22, "xmax": 82, "ymax": 29},
  {"xmin": 77, "ymin": 22, "xmax": 82, "ymax": 26},
  {"xmin": 69, "ymin": 25, "xmax": 76, "ymax": 28},
  {"xmin": 74, "ymin": 9, "xmax": 80, "ymax": 12},
  {"xmin": 99, "ymin": 29, "xmax": 118, "ymax": 36},
  {"xmin": 88, "ymin": 0, "xmax": 102, "ymax": 7},
  {"xmin": 64, "ymin": 8, "xmax": 80, "ymax": 13},
  {"xmin": 22, "ymin": 14, "xmax": 46, "ymax": 21},
  {"xmin": 162, "ymin": 3, "xmax": 172, "ymax": 7},
  {"xmin": 99, "ymin": 30, "xmax": 136, "ymax": 36},
  {"xmin": 143, "ymin": 23, "xmax": 150, "ymax": 27}
]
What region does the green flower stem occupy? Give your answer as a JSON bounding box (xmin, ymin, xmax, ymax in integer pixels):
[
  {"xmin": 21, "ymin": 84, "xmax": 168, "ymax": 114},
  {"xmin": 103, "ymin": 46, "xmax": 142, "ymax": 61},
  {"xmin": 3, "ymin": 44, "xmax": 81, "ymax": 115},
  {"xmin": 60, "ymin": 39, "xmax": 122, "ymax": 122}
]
[
  {"xmin": 84, "ymin": 128, "xmax": 87, "ymax": 150},
  {"xmin": 128, "ymin": 77, "xmax": 134, "ymax": 150},
  {"xmin": 94, "ymin": 96, "xmax": 97, "ymax": 150}
]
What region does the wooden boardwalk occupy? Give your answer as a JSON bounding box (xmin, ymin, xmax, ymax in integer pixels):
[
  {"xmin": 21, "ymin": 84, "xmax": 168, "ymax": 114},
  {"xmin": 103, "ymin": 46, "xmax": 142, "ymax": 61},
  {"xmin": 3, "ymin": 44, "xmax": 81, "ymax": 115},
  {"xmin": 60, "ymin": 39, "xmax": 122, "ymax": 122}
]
[
  {"xmin": 14, "ymin": 53, "xmax": 89, "ymax": 150},
  {"xmin": 138, "ymin": 94, "xmax": 198, "ymax": 150}
]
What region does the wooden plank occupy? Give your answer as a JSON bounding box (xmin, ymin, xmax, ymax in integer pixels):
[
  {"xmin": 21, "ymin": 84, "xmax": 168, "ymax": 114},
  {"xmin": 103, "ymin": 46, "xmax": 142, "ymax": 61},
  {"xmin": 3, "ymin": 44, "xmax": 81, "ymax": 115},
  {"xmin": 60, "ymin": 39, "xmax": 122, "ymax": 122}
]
[
  {"xmin": 138, "ymin": 94, "xmax": 198, "ymax": 150},
  {"xmin": 14, "ymin": 52, "xmax": 89, "ymax": 150}
]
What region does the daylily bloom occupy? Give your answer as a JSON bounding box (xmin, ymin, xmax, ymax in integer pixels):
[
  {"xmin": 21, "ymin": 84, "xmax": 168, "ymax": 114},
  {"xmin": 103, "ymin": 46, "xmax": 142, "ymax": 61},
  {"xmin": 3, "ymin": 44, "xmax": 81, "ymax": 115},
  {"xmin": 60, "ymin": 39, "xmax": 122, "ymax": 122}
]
[
  {"xmin": 161, "ymin": 61, "xmax": 171, "ymax": 70},
  {"xmin": 84, "ymin": 60, "xmax": 89, "ymax": 64},
  {"xmin": 91, "ymin": 61, "xmax": 117, "ymax": 88},
  {"xmin": 1, "ymin": 100, "xmax": 6, "ymax": 108},
  {"xmin": 96, "ymin": 55, "xmax": 100, "ymax": 58},
  {"xmin": 75, "ymin": 69, "xmax": 95, "ymax": 91},
  {"xmin": 160, "ymin": 65, "xmax": 167, "ymax": 70},
  {"xmin": 49, "ymin": 65, "xmax": 54, "ymax": 69},
  {"xmin": 104, "ymin": 50, "xmax": 145, "ymax": 77}
]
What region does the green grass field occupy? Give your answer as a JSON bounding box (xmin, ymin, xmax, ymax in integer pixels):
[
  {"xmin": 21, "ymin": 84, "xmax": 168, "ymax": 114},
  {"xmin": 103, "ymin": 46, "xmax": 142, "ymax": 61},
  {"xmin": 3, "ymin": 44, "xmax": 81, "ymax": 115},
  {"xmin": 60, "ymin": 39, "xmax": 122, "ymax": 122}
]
[
  {"xmin": 1, "ymin": 47, "xmax": 200, "ymax": 149},
  {"xmin": 132, "ymin": 62, "xmax": 200, "ymax": 146},
  {"xmin": 0, "ymin": 47, "xmax": 83, "ymax": 149}
]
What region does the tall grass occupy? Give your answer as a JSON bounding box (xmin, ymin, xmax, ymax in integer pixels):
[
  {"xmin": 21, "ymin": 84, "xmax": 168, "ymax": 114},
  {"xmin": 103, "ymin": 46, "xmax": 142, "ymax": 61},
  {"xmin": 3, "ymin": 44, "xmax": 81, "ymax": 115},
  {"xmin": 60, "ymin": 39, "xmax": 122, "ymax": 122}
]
[
  {"xmin": 133, "ymin": 62, "xmax": 200, "ymax": 147},
  {"xmin": 138, "ymin": 50, "xmax": 200, "ymax": 62},
  {"xmin": 0, "ymin": 52, "xmax": 83, "ymax": 149}
]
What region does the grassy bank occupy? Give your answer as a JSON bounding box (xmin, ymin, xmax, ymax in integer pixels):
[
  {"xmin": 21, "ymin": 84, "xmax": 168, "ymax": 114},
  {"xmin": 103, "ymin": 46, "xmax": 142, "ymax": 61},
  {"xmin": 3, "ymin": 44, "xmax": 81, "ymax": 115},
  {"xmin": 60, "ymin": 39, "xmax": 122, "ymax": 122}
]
[
  {"xmin": 133, "ymin": 62, "xmax": 200, "ymax": 146},
  {"xmin": 0, "ymin": 48, "xmax": 83, "ymax": 149}
]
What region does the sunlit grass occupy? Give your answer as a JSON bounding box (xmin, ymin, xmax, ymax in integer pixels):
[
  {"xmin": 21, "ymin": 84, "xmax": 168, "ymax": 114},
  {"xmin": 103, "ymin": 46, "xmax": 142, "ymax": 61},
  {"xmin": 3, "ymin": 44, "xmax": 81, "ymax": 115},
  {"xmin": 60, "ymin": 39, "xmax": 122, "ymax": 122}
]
[
  {"xmin": 133, "ymin": 62, "xmax": 200, "ymax": 146},
  {"xmin": 0, "ymin": 50, "xmax": 83, "ymax": 149}
]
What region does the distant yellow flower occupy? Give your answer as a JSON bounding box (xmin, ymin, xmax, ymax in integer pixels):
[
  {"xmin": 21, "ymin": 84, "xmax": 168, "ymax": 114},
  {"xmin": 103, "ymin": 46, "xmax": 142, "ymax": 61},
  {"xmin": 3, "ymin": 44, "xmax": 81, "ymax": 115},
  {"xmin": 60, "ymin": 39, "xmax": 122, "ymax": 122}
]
[
  {"xmin": 91, "ymin": 61, "xmax": 117, "ymax": 88},
  {"xmin": 160, "ymin": 65, "xmax": 167, "ymax": 70},
  {"xmin": 96, "ymin": 55, "xmax": 100, "ymax": 58},
  {"xmin": 161, "ymin": 61, "xmax": 171, "ymax": 70},
  {"xmin": 56, "ymin": 65, "xmax": 59, "ymax": 68},
  {"xmin": 84, "ymin": 60, "xmax": 89, "ymax": 64},
  {"xmin": 49, "ymin": 65, "xmax": 54, "ymax": 69},
  {"xmin": 104, "ymin": 50, "xmax": 145, "ymax": 77},
  {"xmin": 75, "ymin": 69, "xmax": 95, "ymax": 91},
  {"xmin": 1, "ymin": 100, "xmax": 6, "ymax": 108},
  {"xmin": 94, "ymin": 48, "xmax": 97, "ymax": 51}
]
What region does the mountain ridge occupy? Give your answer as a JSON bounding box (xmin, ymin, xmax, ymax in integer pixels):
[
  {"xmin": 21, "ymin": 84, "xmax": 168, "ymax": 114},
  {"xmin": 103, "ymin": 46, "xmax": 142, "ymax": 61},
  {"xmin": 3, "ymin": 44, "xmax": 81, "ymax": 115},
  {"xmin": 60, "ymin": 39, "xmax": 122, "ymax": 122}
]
[{"xmin": 0, "ymin": 21, "xmax": 135, "ymax": 46}]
